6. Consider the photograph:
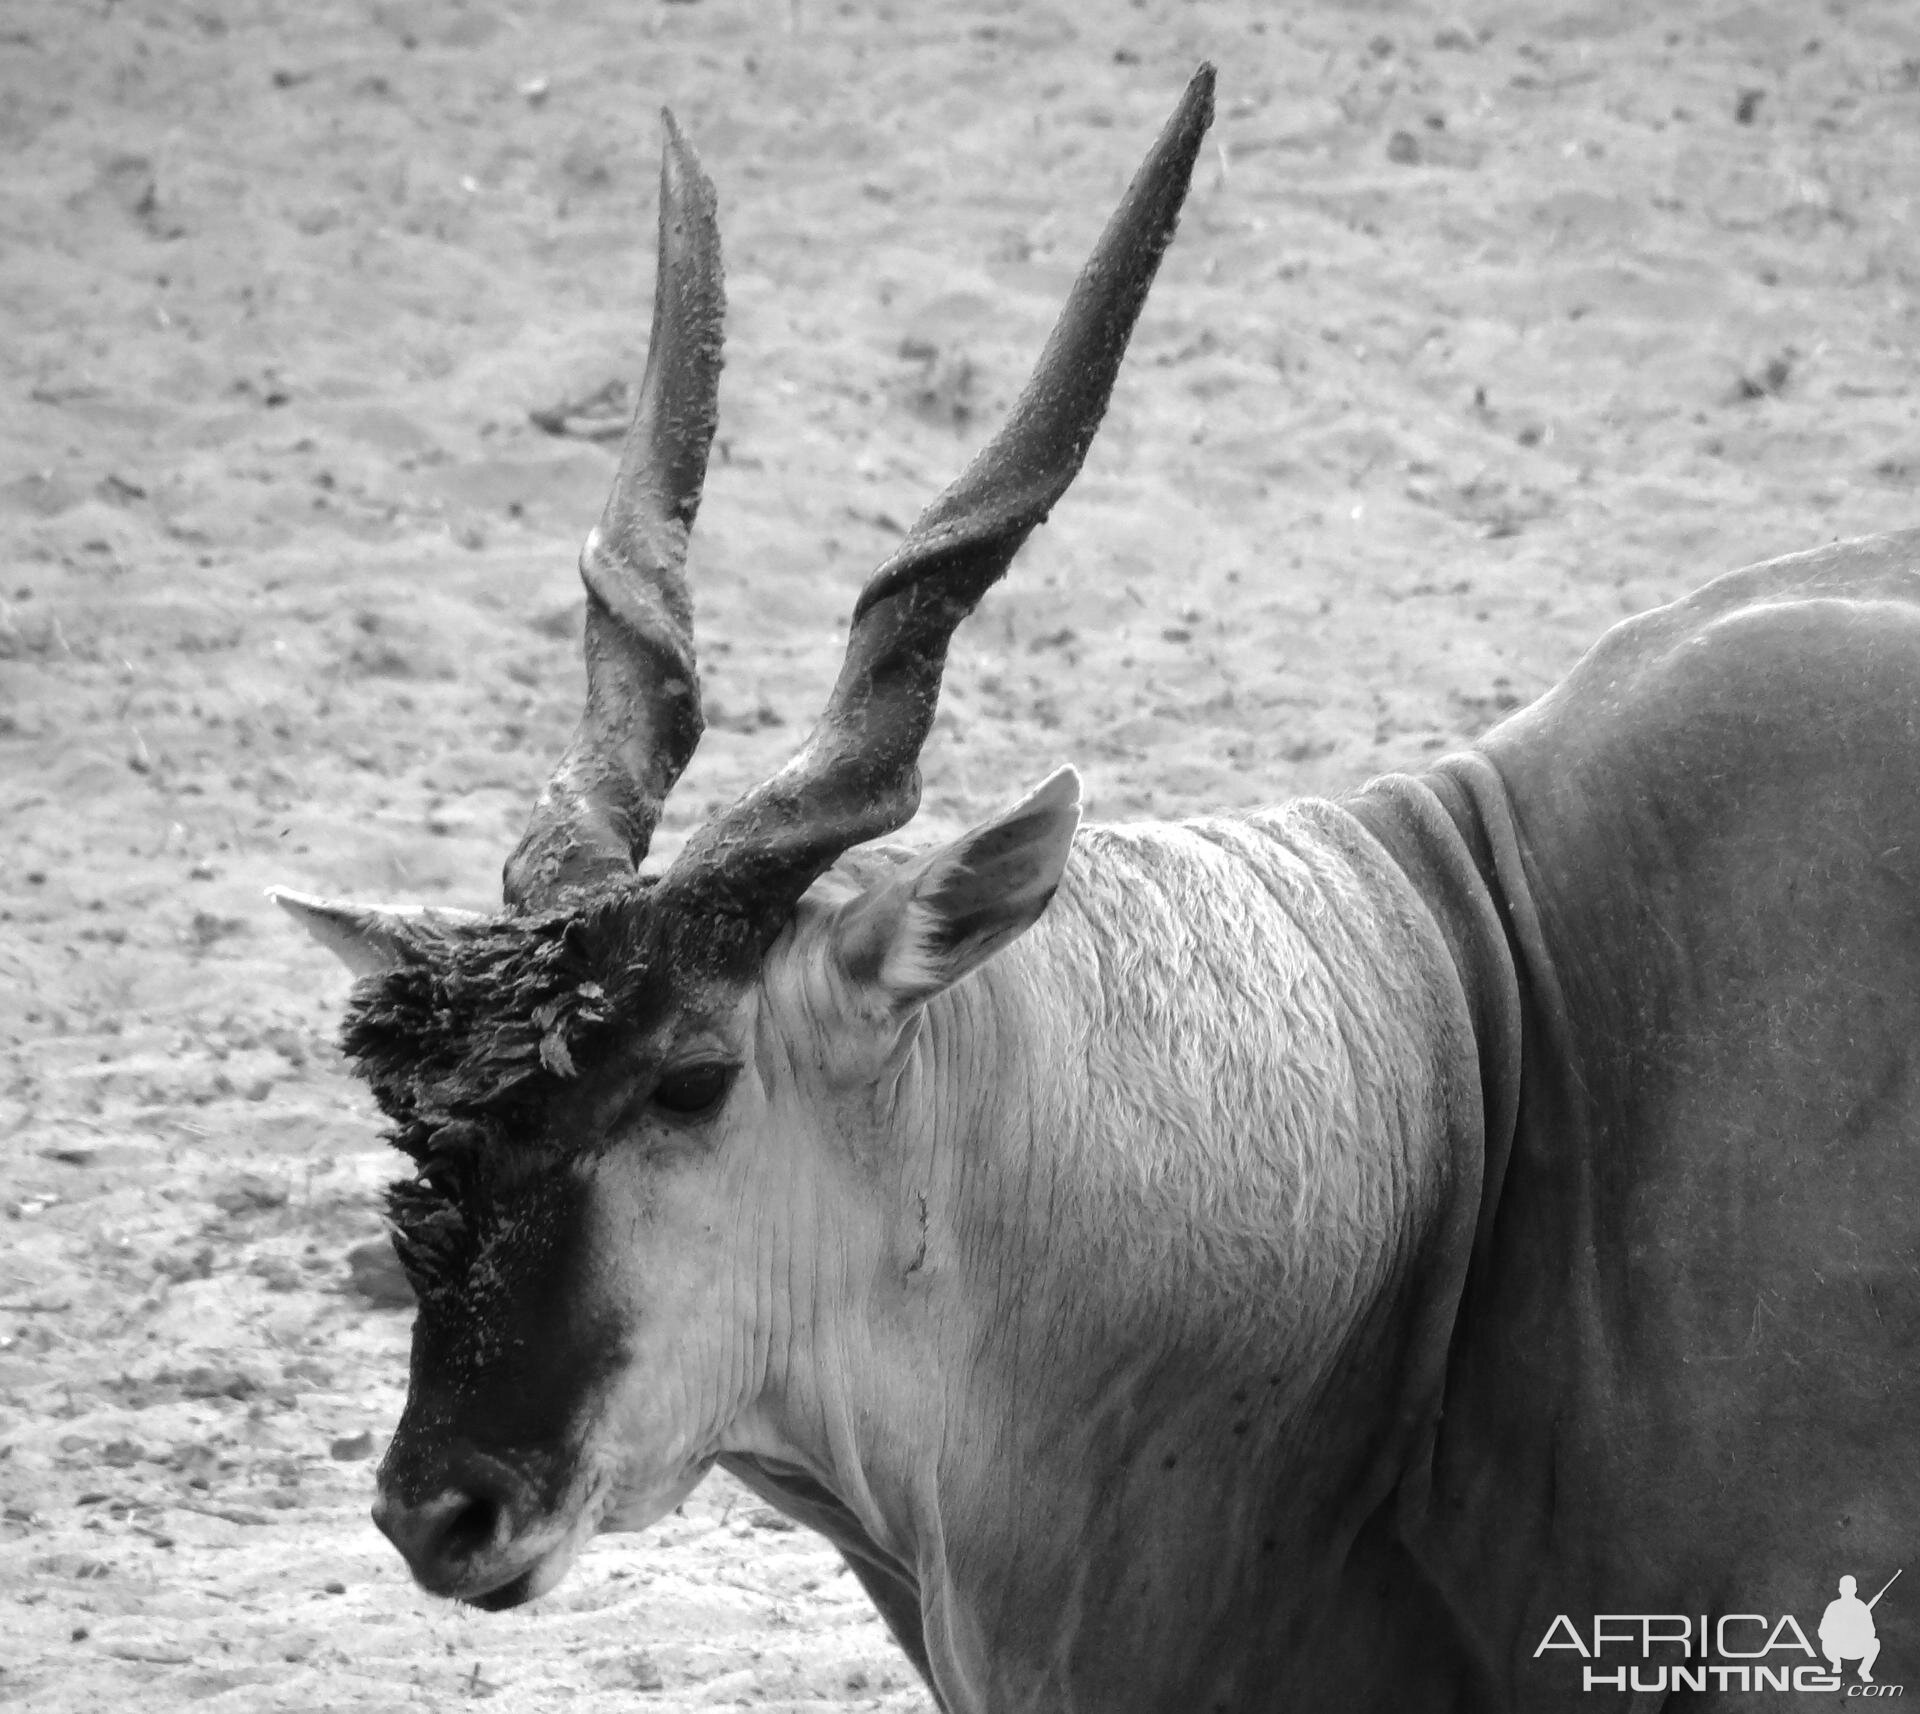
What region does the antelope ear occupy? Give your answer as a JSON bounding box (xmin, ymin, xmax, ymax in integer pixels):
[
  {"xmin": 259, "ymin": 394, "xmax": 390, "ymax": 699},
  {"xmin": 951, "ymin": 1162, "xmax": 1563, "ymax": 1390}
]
[
  {"xmin": 832, "ymin": 767, "xmax": 1081, "ymax": 1009},
  {"xmin": 267, "ymin": 888, "xmax": 486, "ymax": 979}
]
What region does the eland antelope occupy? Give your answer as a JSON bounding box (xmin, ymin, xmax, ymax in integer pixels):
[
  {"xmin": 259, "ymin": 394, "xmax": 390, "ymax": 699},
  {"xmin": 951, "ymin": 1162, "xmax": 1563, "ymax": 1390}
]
[{"xmin": 275, "ymin": 65, "xmax": 1920, "ymax": 1712}]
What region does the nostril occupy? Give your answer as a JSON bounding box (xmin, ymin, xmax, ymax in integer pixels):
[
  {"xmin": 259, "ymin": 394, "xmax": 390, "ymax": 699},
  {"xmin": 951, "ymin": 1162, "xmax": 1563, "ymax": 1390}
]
[
  {"xmin": 434, "ymin": 1492, "xmax": 501, "ymax": 1565},
  {"xmin": 375, "ymin": 1484, "xmax": 510, "ymax": 1586}
]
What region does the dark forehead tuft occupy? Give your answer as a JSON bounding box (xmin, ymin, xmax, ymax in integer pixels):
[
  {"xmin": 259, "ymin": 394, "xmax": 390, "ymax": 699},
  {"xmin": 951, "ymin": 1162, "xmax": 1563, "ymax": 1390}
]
[
  {"xmin": 340, "ymin": 890, "xmax": 647, "ymax": 1156},
  {"xmin": 337, "ymin": 879, "xmax": 766, "ymax": 1158}
]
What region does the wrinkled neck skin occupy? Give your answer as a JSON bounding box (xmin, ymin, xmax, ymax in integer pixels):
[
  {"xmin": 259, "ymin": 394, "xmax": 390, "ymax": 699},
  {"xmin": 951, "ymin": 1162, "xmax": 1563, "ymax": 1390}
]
[{"xmin": 718, "ymin": 798, "xmax": 1503, "ymax": 1713}]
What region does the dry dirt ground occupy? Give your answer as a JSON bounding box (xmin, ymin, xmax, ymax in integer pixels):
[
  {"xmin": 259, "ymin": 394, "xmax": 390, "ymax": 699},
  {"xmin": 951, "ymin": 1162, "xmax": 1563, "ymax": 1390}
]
[{"xmin": 3, "ymin": 0, "xmax": 1920, "ymax": 1707}]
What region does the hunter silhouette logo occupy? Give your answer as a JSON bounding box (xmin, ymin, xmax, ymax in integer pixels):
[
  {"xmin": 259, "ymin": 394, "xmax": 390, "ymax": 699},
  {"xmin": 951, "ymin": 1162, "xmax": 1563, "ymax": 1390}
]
[
  {"xmin": 1532, "ymin": 1568, "xmax": 1904, "ymax": 1694},
  {"xmin": 1822, "ymin": 1571, "xmax": 1901, "ymax": 1686}
]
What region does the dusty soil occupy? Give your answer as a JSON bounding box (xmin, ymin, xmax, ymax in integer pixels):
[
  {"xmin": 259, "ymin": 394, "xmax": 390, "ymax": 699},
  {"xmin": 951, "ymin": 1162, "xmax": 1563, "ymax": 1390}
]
[{"xmin": 3, "ymin": 0, "xmax": 1919, "ymax": 1707}]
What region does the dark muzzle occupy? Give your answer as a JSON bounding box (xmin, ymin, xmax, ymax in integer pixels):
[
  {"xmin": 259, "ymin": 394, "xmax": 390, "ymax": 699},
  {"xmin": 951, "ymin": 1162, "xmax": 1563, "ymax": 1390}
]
[{"xmin": 373, "ymin": 1443, "xmax": 544, "ymax": 1608}]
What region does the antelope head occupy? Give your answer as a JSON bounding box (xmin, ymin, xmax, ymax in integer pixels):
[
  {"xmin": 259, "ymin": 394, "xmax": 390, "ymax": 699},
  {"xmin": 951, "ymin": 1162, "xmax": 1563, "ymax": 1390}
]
[{"xmin": 274, "ymin": 69, "xmax": 1214, "ymax": 1609}]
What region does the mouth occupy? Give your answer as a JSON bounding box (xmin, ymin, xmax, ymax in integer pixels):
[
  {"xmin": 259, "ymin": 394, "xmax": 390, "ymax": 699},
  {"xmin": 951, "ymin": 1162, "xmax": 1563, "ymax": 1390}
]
[
  {"xmin": 460, "ymin": 1566, "xmax": 540, "ymax": 1612},
  {"xmin": 450, "ymin": 1460, "xmax": 711, "ymax": 1606},
  {"xmin": 426, "ymin": 1506, "xmax": 596, "ymax": 1609},
  {"xmin": 377, "ymin": 1455, "xmax": 610, "ymax": 1609},
  {"xmin": 382, "ymin": 1447, "xmax": 713, "ymax": 1608}
]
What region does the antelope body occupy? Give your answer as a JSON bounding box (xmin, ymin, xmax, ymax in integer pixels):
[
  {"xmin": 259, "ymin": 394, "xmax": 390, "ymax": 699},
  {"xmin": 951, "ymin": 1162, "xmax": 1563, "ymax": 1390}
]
[{"xmin": 277, "ymin": 68, "xmax": 1920, "ymax": 1712}]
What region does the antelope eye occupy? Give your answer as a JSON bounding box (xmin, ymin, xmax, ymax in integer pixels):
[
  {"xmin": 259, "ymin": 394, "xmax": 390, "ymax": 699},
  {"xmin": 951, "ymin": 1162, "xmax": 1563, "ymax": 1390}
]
[{"xmin": 648, "ymin": 1062, "xmax": 737, "ymax": 1119}]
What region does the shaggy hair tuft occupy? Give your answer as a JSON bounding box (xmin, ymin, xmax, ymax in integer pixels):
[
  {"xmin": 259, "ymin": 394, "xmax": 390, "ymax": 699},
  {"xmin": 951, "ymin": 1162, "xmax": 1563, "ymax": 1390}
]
[{"xmin": 340, "ymin": 890, "xmax": 651, "ymax": 1160}]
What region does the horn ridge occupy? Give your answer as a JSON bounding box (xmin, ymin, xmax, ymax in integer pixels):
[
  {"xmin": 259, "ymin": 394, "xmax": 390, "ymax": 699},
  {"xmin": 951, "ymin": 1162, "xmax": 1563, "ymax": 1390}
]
[
  {"xmin": 660, "ymin": 64, "xmax": 1216, "ymax": 935},
  {"xmin": 503, "ymin": 109, "xmax": 727, "ymax": 911},
  {"xmin": 852, "ymin": 60, "xmax": 1213, "ymax": 623}
]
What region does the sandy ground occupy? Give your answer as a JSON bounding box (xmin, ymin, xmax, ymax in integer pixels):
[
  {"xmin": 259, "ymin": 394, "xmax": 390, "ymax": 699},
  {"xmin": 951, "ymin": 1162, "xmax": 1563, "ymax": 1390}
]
[{"xmin": 4, "ymin": 0, "xmax": 1920, "ymax": 1706}]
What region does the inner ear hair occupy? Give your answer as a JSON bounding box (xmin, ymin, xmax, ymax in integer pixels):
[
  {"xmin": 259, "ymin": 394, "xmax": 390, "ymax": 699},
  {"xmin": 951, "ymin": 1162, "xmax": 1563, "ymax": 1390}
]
[{"xmin": 834, "ymin": 768, "xmax": 1081, "ymax": 1007}]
